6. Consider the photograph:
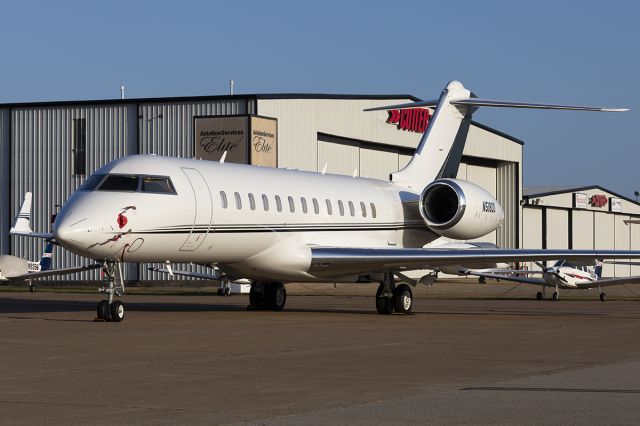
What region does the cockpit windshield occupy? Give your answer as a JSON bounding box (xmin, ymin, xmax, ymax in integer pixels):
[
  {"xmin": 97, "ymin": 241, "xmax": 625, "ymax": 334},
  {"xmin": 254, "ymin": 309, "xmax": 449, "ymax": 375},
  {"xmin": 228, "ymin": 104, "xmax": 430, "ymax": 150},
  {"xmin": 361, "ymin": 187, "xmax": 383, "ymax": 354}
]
[{"xmin": 78, "ymin": 174, "xmax": 176, "ymax": 194}]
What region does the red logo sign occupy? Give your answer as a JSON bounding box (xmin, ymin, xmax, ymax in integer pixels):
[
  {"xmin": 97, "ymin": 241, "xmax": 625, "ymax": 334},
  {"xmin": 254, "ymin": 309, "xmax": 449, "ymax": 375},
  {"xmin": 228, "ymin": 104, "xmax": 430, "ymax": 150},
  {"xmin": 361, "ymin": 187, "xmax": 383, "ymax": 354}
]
[
  {"xmin": 590, "ymin": 194, "xmax": 608, "ymax": 208},
  {"xmin": 387, "ymin": 108, "xmax": 430, "ymax": 133}
]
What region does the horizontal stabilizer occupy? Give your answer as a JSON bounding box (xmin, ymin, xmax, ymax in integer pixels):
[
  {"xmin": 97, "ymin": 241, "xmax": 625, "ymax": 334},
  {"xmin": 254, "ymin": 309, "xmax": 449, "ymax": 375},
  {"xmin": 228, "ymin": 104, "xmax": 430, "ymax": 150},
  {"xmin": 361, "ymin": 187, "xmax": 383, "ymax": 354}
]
[
  {"xmin": 450, "ymin": 98, "xmax": 629, "ymax": 112},
  {"xmin": 363, "ymin": 99, "xmax": 439, "ymax": 112},
  {"xmin": 364, "ymin": 98, "xmax": 628, "ymax": 113}
]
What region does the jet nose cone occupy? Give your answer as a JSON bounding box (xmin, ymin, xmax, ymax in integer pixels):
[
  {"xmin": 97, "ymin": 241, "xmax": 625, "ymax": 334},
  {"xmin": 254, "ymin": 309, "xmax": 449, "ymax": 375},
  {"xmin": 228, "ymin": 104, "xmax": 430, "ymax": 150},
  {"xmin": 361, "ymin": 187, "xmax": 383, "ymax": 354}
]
[{"xmin": 52, "ymin": 209, "xmax": 89, "ymax": 252}]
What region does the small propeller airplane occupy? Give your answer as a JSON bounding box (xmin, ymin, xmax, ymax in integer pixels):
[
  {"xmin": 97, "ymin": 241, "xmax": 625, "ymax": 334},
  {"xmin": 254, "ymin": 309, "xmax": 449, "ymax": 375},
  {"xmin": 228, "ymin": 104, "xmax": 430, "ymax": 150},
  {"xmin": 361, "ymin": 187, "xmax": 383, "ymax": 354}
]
[
  {"xmin": 3, "ymin": 193, "xmax": 100, "ymax": 291},
  {"xmin": 461, "ymin": 260, "xmax": 640, "ymax": 302}
]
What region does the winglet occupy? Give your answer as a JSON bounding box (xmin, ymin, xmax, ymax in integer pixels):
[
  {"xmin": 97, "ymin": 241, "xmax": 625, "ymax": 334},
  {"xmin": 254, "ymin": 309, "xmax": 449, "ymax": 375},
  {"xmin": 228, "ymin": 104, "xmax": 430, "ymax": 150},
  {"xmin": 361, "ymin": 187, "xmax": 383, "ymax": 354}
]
[{"xmin": 10, "ymin": 192, "xmax": 34, "ymax": 235}]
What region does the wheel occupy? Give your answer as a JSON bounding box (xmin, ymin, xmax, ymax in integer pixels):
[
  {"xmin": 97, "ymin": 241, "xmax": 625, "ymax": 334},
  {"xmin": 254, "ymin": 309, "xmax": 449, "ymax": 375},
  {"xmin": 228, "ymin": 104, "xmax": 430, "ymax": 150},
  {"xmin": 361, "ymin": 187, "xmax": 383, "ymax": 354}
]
[
  {"xmin": 552, "ymin": 291, "xmax": 559, "ymax": 302},
  {"xmin": 110, "ymin": 301, "xmax": 125, "ymax": 322},
  {"xmin": 536, "ymin": 291, "xmax": 543, "ymax": 300},
  {"xmin": 29, "ymin": 283, "xmax": 37, "ymax": 293},
  {"xmin": 393, "ymin": 284, "xmax": 413, "ymax": 314},
  {"xmin": 375, "ymin": 284, "xmax": 394, "ymax": 315},
  {"xmin": 217, "ymin": 288, "xmax": 223, "ymax": 296},
  {"xmin": 249, "ymin": 282, "xmax": 266, "ymax": 308},
  {"xmin": 266, "ymin": 282, "xmax": 286, "ymax": 311},
  {"xmin": 97, "ymin": 300, "xmax": 110, "ymax": 321},
  {"xmin": 478, "ymin": 276, "xmax": 486, "ymax": 284},
  {"xmin": 600, "ymin": 292, "xmax": 606, "ymax": 302},
  {"xmin": 224, "ymin": 287, "xmax": 231, "ymax": 296}
]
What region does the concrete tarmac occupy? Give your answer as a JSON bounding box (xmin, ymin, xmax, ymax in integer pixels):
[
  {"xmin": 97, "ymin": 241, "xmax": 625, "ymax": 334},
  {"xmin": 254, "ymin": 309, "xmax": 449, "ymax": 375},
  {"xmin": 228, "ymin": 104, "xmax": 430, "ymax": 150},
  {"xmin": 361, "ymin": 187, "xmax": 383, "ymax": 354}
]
[{"xmin": 1, "ymin": 289, "xmax": 640, "ymax": 425}]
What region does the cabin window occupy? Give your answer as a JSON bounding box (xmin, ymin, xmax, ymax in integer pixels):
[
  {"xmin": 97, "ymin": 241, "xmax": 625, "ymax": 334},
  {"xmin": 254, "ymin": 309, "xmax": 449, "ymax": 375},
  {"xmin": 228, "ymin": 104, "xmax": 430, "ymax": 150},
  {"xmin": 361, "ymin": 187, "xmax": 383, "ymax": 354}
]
[
  {"xmin": 312, "ymin": 198, "xmax": 320, "ymax": 214},
  {"xmin": 288, "ymin": 196, "xmax": 295, "ymax": 213},
  {"xmin": 370, "ymin": 202, "xmax": 377, "ymax": 218},
  {"xmin": 234, "ymin": 192, "xmax": 242, "ymax": 210},
  {"xmin": 275, "ymin": 195, "xmax": 282, "ymax": 212},
  {"xmin": 97, "ymin": 174, "xmax": 139, "ymax": 192},
  {"xmin": 348, "ymin": 201, "xmax": 355, "ymax": 217},
  {"xmin": 338, "ymin": 200, "xmax": 345, "ymax": 216},
  {"xmin": 360, "ymin": 202, "xmax": 367, "ymax": 217},
  {"xmin": 220, "ymin": 191, "xmax": 228, "ymax": 209},
  {"xmin": 326, "ymin": 199, "xmax": 333, "ymax": 215},
  {"xmin": 141, "ymin": 176, "xmax": 175, "ymax": 194},
  {"xmin": 262, "ymin": 194, "xmax": 269, "ymax": 211},
  {"xmin": 301, "ymin": 197, "xmax": 308, "ymax": 214},
  {"xmin": 248, "ymin": 193, "xmax": 256, "ymax": 210}
]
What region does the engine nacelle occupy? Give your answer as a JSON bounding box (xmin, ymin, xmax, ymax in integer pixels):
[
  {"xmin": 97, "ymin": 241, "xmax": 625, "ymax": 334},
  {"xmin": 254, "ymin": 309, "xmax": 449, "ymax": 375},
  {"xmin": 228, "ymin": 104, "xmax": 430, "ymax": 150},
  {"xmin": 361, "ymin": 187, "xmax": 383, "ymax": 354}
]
[{"xmin": 419, "ymin": 178, "xmax": 504, "ymax": 240}]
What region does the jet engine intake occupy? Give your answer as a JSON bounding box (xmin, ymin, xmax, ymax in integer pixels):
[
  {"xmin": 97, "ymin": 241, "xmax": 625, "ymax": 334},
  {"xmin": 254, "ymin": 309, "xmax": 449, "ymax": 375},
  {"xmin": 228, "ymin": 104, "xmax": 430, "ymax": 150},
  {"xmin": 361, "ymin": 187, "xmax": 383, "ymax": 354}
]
[{"xmin": 420, "ymin": 179, "xmax": 504, "ymax": 240}]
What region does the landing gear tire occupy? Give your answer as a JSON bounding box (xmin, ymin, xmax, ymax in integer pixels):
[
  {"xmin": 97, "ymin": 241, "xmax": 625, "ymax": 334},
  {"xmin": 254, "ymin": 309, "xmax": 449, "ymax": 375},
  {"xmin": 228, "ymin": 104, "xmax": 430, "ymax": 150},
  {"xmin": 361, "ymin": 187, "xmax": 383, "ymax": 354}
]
[
  {"xmin": 375, "ymin": 284, "xmax": 394, "ymax": 315},
  {"xmin": 393, "ymin": 284, "xmax": 413, "ymax": 315},
  {"xmin": 600, "ymin": 292, "xmax": 606, "ymax": 302},
  {"xmin": 249, "ymin": 282, "xmax": 266, "ymax": 309},
  {"xmin": 478, "ymin": 276, "xmax": 486, "ymax": 284},
  {"xmin": 29, "ymin": 283, "xmax": 37, "ymax": 293},
  {"xmin": 266, "ymin": 282, "xmax": 286, "ymax": 311},
  {"xmin": 110, "ymin": 301, "xmax": 125, "ymax": 322},
  {"xmin": 536, "ymin": 291, "xmax": 543, "ymax": 301},
  {"xmin": 97, "ymin": 300, "xmax": 110, "ymax": 321},
  {"xmin": 552, "ymin": 291, "xmax": 559, "ymax": 302},
  {"xmin": 217, "ymin": 288, "xmax": 223, "ymax": 296}
]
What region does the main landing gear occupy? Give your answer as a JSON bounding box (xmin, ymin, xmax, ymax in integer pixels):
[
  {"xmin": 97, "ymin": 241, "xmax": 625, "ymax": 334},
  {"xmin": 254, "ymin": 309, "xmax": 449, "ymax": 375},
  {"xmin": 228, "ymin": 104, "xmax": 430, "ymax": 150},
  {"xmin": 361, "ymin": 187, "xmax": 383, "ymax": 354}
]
[
  {"xmin": 96, "ymin": 261, "xmax": 126, "ymax": 322},
  {"xmin": 249, "ymin": 281, "xmax": 287, "ymax": 311},
  {"xmin": 376, "ymin": 272, "xmax": 413, "ymax": 315},
  {"xmin": 536, "ymin": 287, "xmax": 546, "ymax": 300},
  {"xmin": 599, "ymin": 287, "xmax": 606, "ymax": 302},
  {"xmin": 217, "ymin": 278, "xmax": 232, "ymax": 296}
]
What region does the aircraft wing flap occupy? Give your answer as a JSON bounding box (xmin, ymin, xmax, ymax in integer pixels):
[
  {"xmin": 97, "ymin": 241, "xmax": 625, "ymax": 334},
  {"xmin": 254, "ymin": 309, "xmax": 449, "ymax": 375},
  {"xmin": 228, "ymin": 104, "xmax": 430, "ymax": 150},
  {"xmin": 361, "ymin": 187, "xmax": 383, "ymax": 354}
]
[
  {"xmin": 147, "ymin": 267, "xmax": 221, "ymax": 281},
  {"xmin": 309, "ymin": 247, "xmax": 640, "ymax": 277},
  {"xmin": 7, "ymin": 264, "xmax": 101, "ymax": 281},
  {"xmin": 462, "ymin": 270, "xmax": 548, "ymax": 286}
]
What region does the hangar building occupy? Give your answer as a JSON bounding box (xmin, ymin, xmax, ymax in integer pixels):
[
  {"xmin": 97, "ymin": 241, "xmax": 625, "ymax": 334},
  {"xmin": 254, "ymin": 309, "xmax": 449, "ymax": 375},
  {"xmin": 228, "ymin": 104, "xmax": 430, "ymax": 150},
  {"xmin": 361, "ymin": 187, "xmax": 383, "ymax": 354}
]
[
  {"xmin": 523, "ymin": 186, "xmax": 640, "ymax": 278},
  {"xmin": 0, "ymin": 92, "xmax": 522, "ymax": 281}
]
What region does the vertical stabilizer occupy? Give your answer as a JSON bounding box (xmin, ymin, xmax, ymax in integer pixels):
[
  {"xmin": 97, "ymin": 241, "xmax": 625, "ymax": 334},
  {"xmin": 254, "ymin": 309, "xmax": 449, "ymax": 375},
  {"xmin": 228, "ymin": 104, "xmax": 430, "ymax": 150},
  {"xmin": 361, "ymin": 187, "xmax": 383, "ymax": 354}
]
[
  {"xmin": 10, "ymin": 192, "xmax": 33, "ymax": 234},
  {"xmin": 39, "ymin": 242, "xmax": 54, "ymax": 271},
  {"xmin": 391, "ymin": 81, "xmax": 475, "ymax": 189}
]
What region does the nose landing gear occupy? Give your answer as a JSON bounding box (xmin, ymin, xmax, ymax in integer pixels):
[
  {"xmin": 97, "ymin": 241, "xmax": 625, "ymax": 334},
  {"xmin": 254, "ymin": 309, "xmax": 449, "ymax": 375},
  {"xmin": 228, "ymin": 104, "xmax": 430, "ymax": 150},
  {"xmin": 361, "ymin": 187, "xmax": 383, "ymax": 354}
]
[{"xmin": 96, "ymin": 261, "xmax": 126, "ymax": 322}]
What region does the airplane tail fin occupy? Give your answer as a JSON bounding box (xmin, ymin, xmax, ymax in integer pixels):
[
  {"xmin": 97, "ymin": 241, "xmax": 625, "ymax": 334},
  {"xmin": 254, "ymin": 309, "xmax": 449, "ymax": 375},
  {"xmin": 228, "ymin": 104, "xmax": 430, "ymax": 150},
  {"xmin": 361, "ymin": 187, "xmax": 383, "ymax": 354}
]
[
  {"xmin": 595, "ymin": 260, "xmax": 603, "ymax": 280},
  {"xmin": 39, "ymin": 242, "xmax": 54, "ymax": 271},
  {"xmin": 365, "ymin": 81, "xmax": 628, "ymax": 190},
  {"xmin": 10, "ymin": 192, "xmax": 34, "ymax": 235}
]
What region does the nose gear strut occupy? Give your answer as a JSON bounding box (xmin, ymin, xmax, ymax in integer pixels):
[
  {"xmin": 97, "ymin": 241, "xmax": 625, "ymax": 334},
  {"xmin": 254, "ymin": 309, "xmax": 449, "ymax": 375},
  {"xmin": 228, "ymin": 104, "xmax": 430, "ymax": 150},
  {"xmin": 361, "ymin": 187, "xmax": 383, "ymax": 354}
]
[{"xmin": 96, "ymin": 260, "xmax": 126, "ymax": 322}]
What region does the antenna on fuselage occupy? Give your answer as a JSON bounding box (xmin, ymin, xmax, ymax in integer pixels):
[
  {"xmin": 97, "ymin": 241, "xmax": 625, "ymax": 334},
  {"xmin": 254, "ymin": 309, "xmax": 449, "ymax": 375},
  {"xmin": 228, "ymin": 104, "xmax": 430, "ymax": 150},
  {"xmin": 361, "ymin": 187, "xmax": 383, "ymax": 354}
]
[
  {"xmin": 220, "ymin": 151, "xmax": 227, "ymax": 164},
  {"xmin": 321, "ymin": 163, "xmax": 327, "ymax": 175}
]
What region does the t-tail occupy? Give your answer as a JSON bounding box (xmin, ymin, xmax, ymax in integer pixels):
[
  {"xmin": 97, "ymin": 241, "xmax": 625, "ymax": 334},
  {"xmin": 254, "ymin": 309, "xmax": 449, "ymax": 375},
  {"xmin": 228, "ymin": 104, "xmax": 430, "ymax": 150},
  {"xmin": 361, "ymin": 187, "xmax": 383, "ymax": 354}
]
[{"xmin": 365, "ymin": 81, "xmax": 628, "ymax": 190}]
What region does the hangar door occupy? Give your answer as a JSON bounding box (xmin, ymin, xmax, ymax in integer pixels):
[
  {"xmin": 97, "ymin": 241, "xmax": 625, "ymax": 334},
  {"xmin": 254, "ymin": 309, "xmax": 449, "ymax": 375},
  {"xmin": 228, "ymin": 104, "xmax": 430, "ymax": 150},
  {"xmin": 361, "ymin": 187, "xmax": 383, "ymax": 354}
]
[{"xmin": 594, "ymin": 212, "xmax": 615, "ymax": 277}]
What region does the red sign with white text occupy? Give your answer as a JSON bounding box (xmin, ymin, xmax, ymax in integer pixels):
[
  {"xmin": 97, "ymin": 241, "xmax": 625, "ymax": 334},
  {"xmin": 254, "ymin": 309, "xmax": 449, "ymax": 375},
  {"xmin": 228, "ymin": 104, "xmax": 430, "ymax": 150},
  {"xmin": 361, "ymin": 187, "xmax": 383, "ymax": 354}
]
[
  {"xmin": 387, "ymin": 108, "xmax": 430, "ymax": 133},
  {"xmin": 590, "ymin": 194, "xmax": 608, "ymax": 208}
]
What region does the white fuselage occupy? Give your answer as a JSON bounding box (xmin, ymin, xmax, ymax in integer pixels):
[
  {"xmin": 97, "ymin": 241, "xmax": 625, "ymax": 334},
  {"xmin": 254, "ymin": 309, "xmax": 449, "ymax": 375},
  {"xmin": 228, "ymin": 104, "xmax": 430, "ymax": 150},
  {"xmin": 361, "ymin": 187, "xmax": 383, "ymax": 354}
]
[
  {"xmin": 544, "ymin": 266, "xmax": 598, "ymax": 289},
  {"xmin": 53, "ymin": 155, "xmax": 443, "ymax": 281}
]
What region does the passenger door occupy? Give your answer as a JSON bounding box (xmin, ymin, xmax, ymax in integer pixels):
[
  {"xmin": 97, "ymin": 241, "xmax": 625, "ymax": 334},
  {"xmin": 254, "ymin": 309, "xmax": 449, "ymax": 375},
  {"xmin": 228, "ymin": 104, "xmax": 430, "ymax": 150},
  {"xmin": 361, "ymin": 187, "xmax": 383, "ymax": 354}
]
[{"xmin": 180, "ymin": 167, "xmax": 213, "ymax": 251}]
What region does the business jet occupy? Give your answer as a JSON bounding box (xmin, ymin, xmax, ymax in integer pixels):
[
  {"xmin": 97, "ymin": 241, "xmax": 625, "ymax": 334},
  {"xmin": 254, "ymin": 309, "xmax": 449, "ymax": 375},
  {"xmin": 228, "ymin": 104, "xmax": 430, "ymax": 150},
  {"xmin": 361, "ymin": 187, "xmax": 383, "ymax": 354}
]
[
  {"xmin": 13, "ymin": 80, "xmax": 638, "ymax": 322},
  {"xmin": 461, "ymin": 260, "xmax": 640, "ymax": 301},
  {"xmin": 3, "ymin": 193, "xmax": 100, "ymax": 291}
]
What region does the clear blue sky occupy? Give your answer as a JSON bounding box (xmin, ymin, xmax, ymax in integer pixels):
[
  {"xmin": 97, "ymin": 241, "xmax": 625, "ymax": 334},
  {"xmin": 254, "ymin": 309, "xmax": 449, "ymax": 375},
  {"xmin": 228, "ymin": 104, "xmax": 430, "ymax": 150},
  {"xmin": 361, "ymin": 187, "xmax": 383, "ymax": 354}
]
[{"xmin": 1, "ymin": 0, "xmax": 638, "ymax": 197}]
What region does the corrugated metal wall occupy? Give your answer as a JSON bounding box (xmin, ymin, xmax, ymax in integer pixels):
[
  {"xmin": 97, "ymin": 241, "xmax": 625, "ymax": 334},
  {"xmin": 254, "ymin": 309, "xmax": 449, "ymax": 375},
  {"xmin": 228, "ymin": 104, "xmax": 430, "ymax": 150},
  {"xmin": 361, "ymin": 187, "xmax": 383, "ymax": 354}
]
[
  {"xmin": 138, "ymin": 100, "xmax": 249, "ymax": 157},
  {"xmin": 10, "ymin": 104, "xmax": 137, "ymax": 279},
  {"xmin": 497, "ymin": 161, "xmax": 518, "ymax": 248},
  {"xmin": 1, "ymin": 109, "xmax": 9, "ymax": 255},
  {"xmin": 137, "ymin": 99, "xmax": 249, "ymax": 281}
]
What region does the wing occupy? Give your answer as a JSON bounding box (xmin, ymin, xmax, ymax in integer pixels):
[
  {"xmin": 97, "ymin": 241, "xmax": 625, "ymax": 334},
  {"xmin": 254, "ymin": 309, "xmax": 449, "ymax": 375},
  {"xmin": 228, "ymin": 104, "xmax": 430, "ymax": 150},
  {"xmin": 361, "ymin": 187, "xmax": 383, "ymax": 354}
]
[
  {"xmin": 462, "ymin": 270, "xmax": 548, "ymax": 287},
  {"xmin": 308, "ymin": 247, "xmax": 640, "ymax": 278},
  {"xmin": 147, "ymin": 267, "xmax": 221, "ymax": 281},
  {"xmin": 577, "ymin": 276, "xmax": 640, "ymax": 289},
  {"xmin": 7, "ymin": 264, "xmax": 101, "ymax": 281}
]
